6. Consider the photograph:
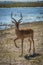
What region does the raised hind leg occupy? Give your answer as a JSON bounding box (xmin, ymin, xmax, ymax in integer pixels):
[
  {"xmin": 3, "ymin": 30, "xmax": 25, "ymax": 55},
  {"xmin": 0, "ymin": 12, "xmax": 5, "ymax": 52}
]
[
  {"xmin": 19, "ymin": 39, "xmax": 24, "ymax": 57},
  {"xmin": 14, "ymin": 37, "xmax": 19, "ymax": 48}
]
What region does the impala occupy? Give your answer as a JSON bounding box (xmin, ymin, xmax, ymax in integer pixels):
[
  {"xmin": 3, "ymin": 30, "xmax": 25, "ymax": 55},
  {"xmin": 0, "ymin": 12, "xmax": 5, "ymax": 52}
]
[{"xmin": 11, "ymin": 13, "xmax": 35, "ymax": 56}]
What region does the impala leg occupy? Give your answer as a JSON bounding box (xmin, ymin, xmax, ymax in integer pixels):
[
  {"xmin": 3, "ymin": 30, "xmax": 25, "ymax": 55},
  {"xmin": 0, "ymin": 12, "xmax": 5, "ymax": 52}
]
[
  {"xmin": 20, "ymin": 39, "xmax": 23, "ymax": 57},
  {"xmin": 29, "ymin": 39, "xmax": 31, "ymax": 55},
  {"xmin": 22, "ymin": 39, "xmax": 23, "ymax": 56},
  {"xmin": 14, "ymin": 38, "xmax": 19, "ymax": 48},
  {"xmin": 33, "ymin": 40, "xmax": 35, "ymax": 54}
]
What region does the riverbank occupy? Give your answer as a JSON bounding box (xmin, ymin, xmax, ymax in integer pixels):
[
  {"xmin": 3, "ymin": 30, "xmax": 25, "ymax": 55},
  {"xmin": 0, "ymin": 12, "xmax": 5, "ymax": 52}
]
[{"xmin": 0, "ymin": 21, "xmax": 43, "ymax": 65}]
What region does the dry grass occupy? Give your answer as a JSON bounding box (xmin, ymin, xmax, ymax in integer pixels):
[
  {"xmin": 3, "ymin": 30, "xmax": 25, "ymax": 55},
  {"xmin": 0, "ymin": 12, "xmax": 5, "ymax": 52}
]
[{"xmin": 0, "ymin": 22, "xmax": 43, "ymax": 65}]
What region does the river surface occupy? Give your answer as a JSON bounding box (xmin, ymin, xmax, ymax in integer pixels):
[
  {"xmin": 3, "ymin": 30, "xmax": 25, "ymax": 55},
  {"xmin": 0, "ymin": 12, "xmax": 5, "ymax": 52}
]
[{"xmin": 0, "ymin": 7, "xmax": 43, "ymax": 29}]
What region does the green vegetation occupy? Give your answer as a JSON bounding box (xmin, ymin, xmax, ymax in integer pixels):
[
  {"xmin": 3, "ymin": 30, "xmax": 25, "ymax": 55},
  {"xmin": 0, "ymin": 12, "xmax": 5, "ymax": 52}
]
[{"xmin": 0, "ymin": 2, "xmax": 43, "ymax": 8}]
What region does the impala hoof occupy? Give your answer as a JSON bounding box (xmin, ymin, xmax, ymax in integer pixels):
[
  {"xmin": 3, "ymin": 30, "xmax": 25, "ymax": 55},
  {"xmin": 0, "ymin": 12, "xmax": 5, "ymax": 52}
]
[
  {"xmin": 16, "ymin": 46, "xmax": 19, "ymax": 48},
  {"xmin": 15, "ymin": 45, "xmax": 19, "ymax": 48},
  {"xmin": 19, "ymin": 54, "xmax": 23, "ymax": 57}
]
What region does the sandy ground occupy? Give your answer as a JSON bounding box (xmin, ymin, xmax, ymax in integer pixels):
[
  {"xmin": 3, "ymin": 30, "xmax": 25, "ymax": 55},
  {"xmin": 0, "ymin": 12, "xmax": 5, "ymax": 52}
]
[{"xmin": 0, "ymin": 22, "xmax": 43, "ymax": 65}]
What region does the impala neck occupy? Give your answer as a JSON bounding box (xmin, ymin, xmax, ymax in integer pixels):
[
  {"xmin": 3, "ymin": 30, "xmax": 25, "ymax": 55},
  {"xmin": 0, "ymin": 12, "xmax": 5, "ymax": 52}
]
[{"xmin": 15, "ymin": 27, "xmax": 19, "ymax": 33}]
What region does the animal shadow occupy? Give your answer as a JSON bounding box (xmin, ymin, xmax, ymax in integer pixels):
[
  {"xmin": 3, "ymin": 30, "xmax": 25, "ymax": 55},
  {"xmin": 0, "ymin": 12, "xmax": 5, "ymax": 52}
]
[{"xmin": 24, "ymin": 53, "xmax": 40, "ymax": 60}]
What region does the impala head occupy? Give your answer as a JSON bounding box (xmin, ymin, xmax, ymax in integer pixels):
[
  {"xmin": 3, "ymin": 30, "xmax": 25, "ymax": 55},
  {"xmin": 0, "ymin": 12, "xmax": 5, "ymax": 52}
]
[{"xmin": 11, "ymin": 13, "xmax": 22, "ymax": 29}]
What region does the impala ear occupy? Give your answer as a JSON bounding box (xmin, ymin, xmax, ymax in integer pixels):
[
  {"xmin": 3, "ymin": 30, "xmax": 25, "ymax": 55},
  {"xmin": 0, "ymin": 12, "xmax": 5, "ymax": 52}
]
[
  {"xmin": 12, "ymin": 21, "xmax": 15, "ymax": 24},
  {"xmin": 18, "ymin": 20, "xmax": 22, "ymax": 24}
]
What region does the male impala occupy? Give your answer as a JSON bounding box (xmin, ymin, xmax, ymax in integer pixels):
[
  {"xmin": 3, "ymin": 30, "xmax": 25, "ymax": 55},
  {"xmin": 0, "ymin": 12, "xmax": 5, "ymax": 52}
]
[{"xmin": 11, "ymin": 13, "xmax": 35, "ymax": 56}]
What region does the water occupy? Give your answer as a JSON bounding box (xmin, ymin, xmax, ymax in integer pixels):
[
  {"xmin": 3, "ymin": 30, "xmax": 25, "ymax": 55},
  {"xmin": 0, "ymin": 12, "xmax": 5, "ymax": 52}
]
[{"xmin": 0, "ymin": 7, "xmax": 43, "ymax": 30}]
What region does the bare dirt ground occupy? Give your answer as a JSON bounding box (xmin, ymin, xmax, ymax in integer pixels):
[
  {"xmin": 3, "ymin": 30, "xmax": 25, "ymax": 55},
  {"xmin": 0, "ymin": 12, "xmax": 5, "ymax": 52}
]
[{"xmin": 0, "ymin": 22, "xmax": 43, "ymax": 65}]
